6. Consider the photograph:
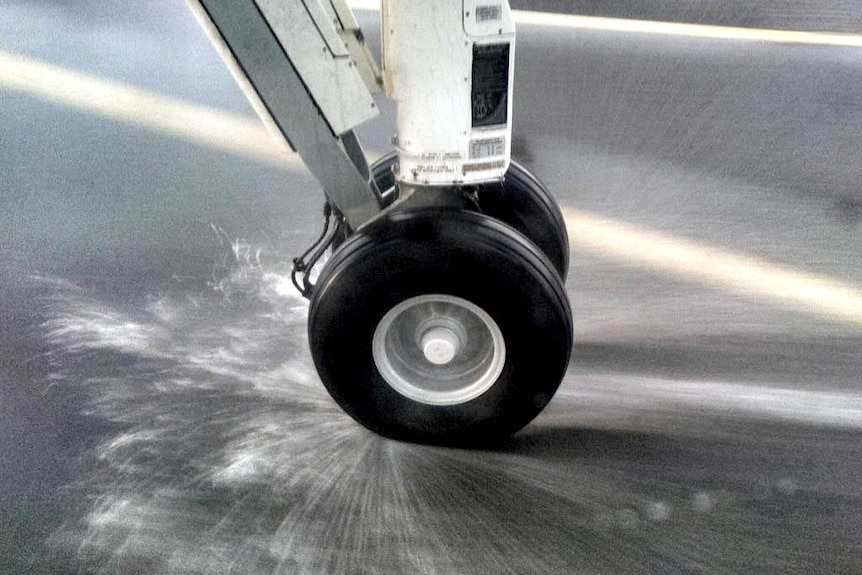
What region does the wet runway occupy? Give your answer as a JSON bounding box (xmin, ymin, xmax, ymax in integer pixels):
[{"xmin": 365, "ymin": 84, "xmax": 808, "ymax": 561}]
[{"xmin": 2, "ymin": 1, "xmax": 862, "ymax": 573}]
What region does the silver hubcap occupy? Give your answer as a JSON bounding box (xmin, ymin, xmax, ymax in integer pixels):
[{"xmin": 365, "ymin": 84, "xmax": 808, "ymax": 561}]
[{"xmin": 372, "ymin": 294, "xmax": 506, "ymax": 406}]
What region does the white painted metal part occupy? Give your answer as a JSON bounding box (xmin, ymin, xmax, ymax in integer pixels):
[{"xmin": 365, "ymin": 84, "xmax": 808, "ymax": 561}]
[
  {"xmin": 255, "ymin": 0, "xmax": 379, "ymax": 136},
  {"xmin": 329, "ymin": 0, "xmax": 383, "ymax": 92},
  {"xmin": 383, "ymin": 0, "xmax": 515, "ymax": 185}
]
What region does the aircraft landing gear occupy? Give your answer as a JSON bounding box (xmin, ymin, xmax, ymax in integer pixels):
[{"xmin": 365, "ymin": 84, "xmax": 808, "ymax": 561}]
[{"xmin": 188, "ymin": 0, "xmax": 574, "ymax": 443}]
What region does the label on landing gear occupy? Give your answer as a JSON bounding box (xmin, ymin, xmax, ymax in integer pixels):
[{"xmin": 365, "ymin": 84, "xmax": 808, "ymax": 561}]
[
  {"xmin": 419, "ymin": 151, "xmax": 463, "ymax": 161},
  {"xmin": 463, "ymin": 160, "xmax": 506, "ymax": 173},
  {"xmin": 469, "ymin": 136, "xmax": 506, "ymax": 159},
  {"xmin": 475, "ymin": 5, "xmax": 502, "ymax": 23},
  {"xmin": 471, "ymin": 43, "xmax": 510, "ymax": 127},
  {"xmin": 414, "ymin": 164, "xmax": 456, "ymax": 174}
]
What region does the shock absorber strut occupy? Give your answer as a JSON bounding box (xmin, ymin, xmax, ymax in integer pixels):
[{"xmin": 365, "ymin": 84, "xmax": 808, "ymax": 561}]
[{"xmin": 382, "ymin": 0, "xmax": 516, "ymax": 190}]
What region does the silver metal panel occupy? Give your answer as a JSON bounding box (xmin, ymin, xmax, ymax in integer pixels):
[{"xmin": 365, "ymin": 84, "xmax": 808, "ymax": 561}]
[
  {"xmin": 298, "ymin": 0, "xmax": 350, "ymax": 58},
  {"xmin": 255, "ymin": 0, "xmax": 379, "ymax": 136},
  {"xmin": 328, "ymin": 0, "xmax": 383, "ymax": 92},
  {"xmin": 188, "ymin": 0, "xmax": 381, "ymax": 228}
]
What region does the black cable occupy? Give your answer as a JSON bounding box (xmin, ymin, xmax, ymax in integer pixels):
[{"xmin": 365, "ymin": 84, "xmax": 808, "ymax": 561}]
[
  {"xmin": 291, "ymin": 202, "xmax": 342, "ymax": 298},
  {"xmin": 461, "ymin": 185, "xmax": 483, "ymax": 213}
]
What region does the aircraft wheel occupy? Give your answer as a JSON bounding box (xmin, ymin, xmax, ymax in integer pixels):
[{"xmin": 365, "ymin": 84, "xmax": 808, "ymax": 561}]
[{"xmin": 308, "ymin": 208, "xmax": 572, "ymax": 444}]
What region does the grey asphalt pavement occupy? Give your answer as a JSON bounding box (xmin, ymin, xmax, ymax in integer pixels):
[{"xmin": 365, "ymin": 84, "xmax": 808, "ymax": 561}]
[{"xmin": 1, "ymin": 2, "xmax": 861, "ymax": 574}]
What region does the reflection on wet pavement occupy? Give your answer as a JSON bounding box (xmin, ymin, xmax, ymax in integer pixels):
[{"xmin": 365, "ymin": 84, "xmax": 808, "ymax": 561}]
[{"xmin": 28, "ymin": 244, "xmax": 860, "ymax": 574}]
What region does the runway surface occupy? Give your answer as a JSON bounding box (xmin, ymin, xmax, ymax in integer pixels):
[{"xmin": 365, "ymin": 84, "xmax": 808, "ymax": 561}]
[{"xmin": 2, "ymin": 1, "xmax": 861, "ymax": 573}]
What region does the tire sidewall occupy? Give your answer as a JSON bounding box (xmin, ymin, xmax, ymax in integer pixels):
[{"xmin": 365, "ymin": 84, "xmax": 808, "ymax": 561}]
[{"xmin": 370, "ymin": 151, "xmax": 569, "ymax": 279}]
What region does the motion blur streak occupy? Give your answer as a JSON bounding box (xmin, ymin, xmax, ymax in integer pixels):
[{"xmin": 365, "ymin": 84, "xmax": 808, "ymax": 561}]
[
  {"xmin": 511, "ymin": 12, "xmax": 862, "ymax": 47},
  {"xmin": 346, "ymin": 0, "xmax": 862, "ymax": 48},
  {"xmin": 564, "ymin": 207, "xmax": 862, "ymax": 328},
  {"xmin": 38, "ymin": 248, "xmax": 862, "ymax": 573},
  {"xmin": 5, "ymin": 50, "xmax": 861, "ymax": 328},
  {"xmin": 558, "ymin": 376, "xmax": 862, "ymax": 429},
  {"xmin": 0, "ymin": 50, "xmax": 298, "ymax": 169}
]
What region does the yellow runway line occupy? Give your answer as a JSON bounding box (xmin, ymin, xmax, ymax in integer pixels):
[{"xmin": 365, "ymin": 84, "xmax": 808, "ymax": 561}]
[
  {"xmin": 512, "ymin": 11, "xmax": 862, "ymax": 48},
  {"xmin": 348, "ymin": 0, "xmax": 862, "ymax": 48},
  {"xmin": 4, "ymin": 50, "xmax": 861, "ymax": 328},
  {"xmin": 563, "ymin": 207, "xmax": 862, "ymax": 328},
  {"xmin": 0, "ymin": 50, "xmax": 300, "ymax": 169}
]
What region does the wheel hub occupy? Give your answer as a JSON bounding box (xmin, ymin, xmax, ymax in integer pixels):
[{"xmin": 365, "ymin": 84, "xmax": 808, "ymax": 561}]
[{"xmin": 372, "ymin": 294, "xmax": 506, "ymax": 406}]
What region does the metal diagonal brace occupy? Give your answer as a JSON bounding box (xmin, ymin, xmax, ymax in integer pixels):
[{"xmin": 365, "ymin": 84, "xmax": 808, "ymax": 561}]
[{"xmin": 186, "ymin": 0, "xmax": 382, "ymax": 229}]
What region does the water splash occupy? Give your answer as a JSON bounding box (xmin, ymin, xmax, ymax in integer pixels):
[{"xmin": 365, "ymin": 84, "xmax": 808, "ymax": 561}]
[{"xmin": 36, "ymin": 239, "xmax": 862, "ymax": 574}]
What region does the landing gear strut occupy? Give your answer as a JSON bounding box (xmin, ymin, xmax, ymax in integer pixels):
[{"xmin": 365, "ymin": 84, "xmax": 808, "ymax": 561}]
[{"xmin": 187, "ymin": 0, "xmax": 573, "ymax": 443}]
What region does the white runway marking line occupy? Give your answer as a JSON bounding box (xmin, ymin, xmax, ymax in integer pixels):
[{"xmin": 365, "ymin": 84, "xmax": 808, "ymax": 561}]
[
  {"xmin": 559, "ymin": 376, "xmax": 862, "ymax": 428},
  {"xmin": 0, "ymin": 50, "xmax": 300, "ymax": 169},
  {"xmin": 563, "ymin": 208, "xmax": 862, "ymax": 328},
  {"xmin": 4, "ymin": 51, "xmax": 862, "ymax": 328},
  {"xmin": 512, "ymin": 12, "xmax": 862, "ymax": 48},
  {"xmin": 348, "ymin": 0, "xmax": 862, "ymax": 48}
]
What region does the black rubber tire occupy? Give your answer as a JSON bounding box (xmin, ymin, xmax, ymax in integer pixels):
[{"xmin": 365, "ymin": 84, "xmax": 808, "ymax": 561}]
[
  {"xmin": 370, "ymin": 151, "xmax": 570, "ymax": 279},
  {"xmin": 309, "ymin": 208, "xmax": 572, "ymax": 445}
]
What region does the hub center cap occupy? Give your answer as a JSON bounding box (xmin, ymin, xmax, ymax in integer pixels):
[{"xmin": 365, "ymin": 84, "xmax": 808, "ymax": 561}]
[{"xmin": 421, "ymin": 326, "xmax": 460, "ymax": 365}]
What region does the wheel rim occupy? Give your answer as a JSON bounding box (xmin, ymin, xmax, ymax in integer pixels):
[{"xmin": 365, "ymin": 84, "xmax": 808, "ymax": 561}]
[{"xmin": 372, "ymin": 294, "xmax": 506, "ymax": 406}]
